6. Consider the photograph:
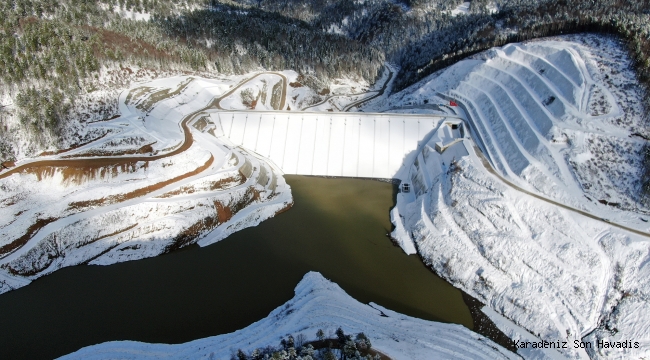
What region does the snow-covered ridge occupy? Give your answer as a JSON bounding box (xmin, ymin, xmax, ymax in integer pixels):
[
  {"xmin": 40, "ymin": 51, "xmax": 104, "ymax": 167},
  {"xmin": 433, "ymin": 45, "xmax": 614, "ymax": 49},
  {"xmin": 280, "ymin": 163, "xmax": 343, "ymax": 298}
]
[
  {"xmin": 59, "ymin": 272, "xmax": 516, "ymax": 360},
  {"xmin": 388, "ymin": 35, "xmax": 650, "ymax": 359}
]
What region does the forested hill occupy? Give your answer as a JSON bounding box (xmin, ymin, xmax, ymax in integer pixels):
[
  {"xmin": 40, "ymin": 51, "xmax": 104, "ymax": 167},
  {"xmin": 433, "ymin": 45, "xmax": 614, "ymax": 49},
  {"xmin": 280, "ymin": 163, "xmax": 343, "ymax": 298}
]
[
  {"xmin": 0, "ymin": 0, "xmax": 386, "ymax": 160},
  {"xmin": 392, "ymin": 1, "xmax": 650, "ymax": 97},
  {"xmin": 1, "ymin": 0, "xmax": 650, "ymax": 165}
]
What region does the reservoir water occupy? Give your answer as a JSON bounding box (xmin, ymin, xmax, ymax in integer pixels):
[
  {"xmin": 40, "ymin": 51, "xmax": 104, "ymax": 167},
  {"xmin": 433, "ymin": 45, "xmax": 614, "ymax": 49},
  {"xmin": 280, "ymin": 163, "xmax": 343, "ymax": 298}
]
[{"xmin": 0, "ymin": 176, "xmax": 472, "ymax": 359}]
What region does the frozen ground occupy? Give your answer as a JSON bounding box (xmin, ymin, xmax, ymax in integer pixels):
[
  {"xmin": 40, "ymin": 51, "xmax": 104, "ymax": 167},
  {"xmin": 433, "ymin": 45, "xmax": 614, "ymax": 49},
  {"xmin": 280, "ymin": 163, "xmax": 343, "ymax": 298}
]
[
  {"xmin": 0, "ymin": 75, "xmax": 294, "ymax": 294},
  {"xmin": 59, "ymin": 272, "xmax": 516, "ymax": 360},
  {"xmin": 385, "ymin": 35, "xmax": 650, "ymax": 359}
]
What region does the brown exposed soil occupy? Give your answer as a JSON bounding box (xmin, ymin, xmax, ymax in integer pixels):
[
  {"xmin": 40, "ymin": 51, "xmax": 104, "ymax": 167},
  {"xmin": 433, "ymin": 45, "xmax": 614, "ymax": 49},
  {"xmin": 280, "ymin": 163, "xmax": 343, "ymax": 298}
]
[
  {"xmin": 156, "ymin": 186, "xmax": 197, "ymax": 198},
  {"xmin": 88, "ymin": 114, "xmax": 121, "ymax": 124},
  {"xmin": 210, "ymin": 175, "xmax": 245, "ymax": 190},
  {"xmin": 192, "ymin": 117, "xmax": 209, "ymax": 132},
  {"xmin": 212, "ymin": 186, "xmax": 262, "ymax": 225},
  {"xmin": 214, "ymin": 200, "xmax": 234, "ymax": 224},
  {"xmin": 163, "ymin": 216, "xmax": 219, "ymax": 253},
  {"xmin": 67, "ymin": 155, "xmax": 214, "ymax": 211},
  {"xmin": 61, "ymin": 143, "xmax": 156, "ymax": 158},
  {"xmin": 156, "ymin": 175, "xmax": 244, "ymax": 198},
  {"xmin": 0, "ymin": 72, "xmax": 289, "ymax": 258},
  {"xmin": 0, "ymin": 217, "xmax": 57, "ymax": 257},
  {"xmin": 0, "ymin": 88, "xmax": 205, "ymax": 180},
  {"xmin": 25, "ymin": 161, "xmax": 146, "ymax": 185},
  {"xmin": 75, "ymin": 223, "xmax": 139, "ymax": 249},
  {"xmin": 274, "ymin": 202, "xmax": 293, "ymax": 216}
]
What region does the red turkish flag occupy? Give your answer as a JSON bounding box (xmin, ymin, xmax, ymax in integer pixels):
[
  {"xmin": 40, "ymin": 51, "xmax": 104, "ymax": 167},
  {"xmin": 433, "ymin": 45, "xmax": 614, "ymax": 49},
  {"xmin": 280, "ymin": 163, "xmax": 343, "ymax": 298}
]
[{"xmin": 449, "ymin": 100, "xmax": 458, "ymax": 107}]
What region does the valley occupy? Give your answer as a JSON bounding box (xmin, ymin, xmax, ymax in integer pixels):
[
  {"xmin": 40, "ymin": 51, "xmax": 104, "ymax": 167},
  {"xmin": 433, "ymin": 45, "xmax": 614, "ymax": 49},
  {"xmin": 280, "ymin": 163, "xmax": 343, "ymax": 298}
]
[{"xmin": 0, "ymin": 5, "xmax": 649, "ymax": 357}]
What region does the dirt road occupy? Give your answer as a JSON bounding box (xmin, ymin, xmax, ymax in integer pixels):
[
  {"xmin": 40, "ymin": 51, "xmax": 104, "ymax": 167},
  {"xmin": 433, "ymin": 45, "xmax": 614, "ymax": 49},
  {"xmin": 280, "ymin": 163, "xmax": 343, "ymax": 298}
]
[{"xmin": 0, "ymin": 72, "xmax": 288, "ymax": 180}]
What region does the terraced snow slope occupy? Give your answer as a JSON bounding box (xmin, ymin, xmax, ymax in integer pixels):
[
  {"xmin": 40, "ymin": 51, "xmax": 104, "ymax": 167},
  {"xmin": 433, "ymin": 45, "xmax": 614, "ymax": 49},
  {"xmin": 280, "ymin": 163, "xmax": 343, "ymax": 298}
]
[
  {"xmin": 0, "ymin": 77, "xmax": 293, "ymax": 294},
  {"xmin": 60, "ymin": 272, "xmax": 517, "ymax": 360},
  {"xmin": 380, "ymin": 34, "xmax": 649, "ymax": 232},
  {"xmin": 389, "ymin": 35, "xmax": 650, "ymax": 360}
]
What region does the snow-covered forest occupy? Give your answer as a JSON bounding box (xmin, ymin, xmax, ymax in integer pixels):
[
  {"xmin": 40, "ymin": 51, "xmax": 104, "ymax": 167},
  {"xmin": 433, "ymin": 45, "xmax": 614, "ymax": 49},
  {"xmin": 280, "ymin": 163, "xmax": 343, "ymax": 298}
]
[{"xmin": 1, "ymin": 0, "xmax": 650, "ymax": 187}]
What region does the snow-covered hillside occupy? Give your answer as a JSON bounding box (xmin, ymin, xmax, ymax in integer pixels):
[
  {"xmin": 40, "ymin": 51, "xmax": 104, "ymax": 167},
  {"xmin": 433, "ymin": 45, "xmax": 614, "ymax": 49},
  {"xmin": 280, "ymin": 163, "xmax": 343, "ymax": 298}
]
[
  {"xmin": 386, "ymin": 35, "xmax": 650, "ymax": 359},
  {"xmin": 0, "ymin": 76, "xmax": 293, "ymax": 294},
  {"xmin": 0, "ymin": 66, "xmax": 394, "ymax": 294},
  {"xmin": 59, "ymin": 272, "xmax": 516, "ymax": 360},
  {"xmin": 386, "ymin": 35, "xmax": 649, "ymax": 228}
]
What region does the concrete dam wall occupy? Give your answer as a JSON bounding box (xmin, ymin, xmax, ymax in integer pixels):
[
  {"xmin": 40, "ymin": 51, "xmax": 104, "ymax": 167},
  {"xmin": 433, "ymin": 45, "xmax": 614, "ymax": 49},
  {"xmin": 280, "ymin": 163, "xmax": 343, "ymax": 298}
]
[{"xmin": 210, "ymin": 111, "xmax": 448, "ymax": 179}]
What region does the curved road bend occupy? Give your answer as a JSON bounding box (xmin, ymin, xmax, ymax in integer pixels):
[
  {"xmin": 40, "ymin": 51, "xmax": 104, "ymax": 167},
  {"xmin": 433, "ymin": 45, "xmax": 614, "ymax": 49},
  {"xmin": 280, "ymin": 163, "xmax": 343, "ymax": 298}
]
[
  {"xmin": 342, "ymin": 69, "xmax": 394, "ymax": 112},
  {"xmin": 216, "ymin": 72, "xmax": 287, "ymax": 110},
  {"xmin": 301, "ymin": 90, "xmax": 378, "ymax": 111},
  {"xmin": 0, "ymin": 72, "xmax": 288, "ymax": 181},
  {"xmin": 471, "ymin": 144, "xmax": 650, "ymax": 237},
  {"xmin": 300, "ymin": 68, "xmax": 394, "ymax": 111},
  {"xmin": 0, "ymin": 72, "xmax": 287, "ymax": 257}
]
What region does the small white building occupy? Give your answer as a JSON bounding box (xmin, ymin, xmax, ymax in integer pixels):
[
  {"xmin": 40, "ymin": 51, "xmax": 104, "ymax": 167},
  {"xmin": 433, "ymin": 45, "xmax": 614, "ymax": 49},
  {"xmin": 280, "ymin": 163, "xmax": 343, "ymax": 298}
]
[{"xmin": 434, "ymin": 120, "xmax": 464, "ymax": 153}]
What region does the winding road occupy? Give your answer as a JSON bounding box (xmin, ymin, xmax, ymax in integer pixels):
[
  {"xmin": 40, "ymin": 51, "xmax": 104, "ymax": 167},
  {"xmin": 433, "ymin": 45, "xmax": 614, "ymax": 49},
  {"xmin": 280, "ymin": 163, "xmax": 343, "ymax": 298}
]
[
  {"xmin": 342, "ymin": 69, "xmax": 393, "ymax": 112},
  {"xmin": 0, "ymin": 72, "xmax": 288, "ymax": 181},
  {"xmin": 471, "ymin": 140, "xmax": 650, "ymax": 237},
  {"xmin": 216, "ymin": 72, "xmax": 288, "ymax": 110},
  {"xmin": 2, "ymin": 68, "xmax": 647, "ymax": 260},
  {"xmin": 300, "ymin": 68, "xmax": 393, "ymax": 111}
]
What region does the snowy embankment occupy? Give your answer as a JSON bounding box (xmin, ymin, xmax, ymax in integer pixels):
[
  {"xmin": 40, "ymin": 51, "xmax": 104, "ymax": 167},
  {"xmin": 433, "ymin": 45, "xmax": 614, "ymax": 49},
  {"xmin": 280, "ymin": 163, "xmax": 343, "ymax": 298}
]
[
  {"xmin": 0, "ymin": 76, "xmax": 293, "ymax": 293},
  {"xmin": 387, "ymin": 35, "xmax": 650, "ymax": 359},
  {"xmin": 60, "ymin": 272, "xmax": 516, "ymax": 360}
]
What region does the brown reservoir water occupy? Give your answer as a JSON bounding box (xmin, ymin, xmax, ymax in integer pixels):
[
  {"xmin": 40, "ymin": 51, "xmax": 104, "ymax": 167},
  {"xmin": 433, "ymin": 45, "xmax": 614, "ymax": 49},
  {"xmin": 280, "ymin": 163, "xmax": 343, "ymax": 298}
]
[{"xmin": 0, "ymin": 176, "xmax": 472, "ymax": 359}]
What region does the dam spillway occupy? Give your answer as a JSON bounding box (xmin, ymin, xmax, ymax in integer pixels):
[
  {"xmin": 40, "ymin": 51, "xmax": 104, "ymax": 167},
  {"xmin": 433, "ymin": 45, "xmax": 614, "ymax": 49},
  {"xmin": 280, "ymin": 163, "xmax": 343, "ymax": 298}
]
[{"xmin": 209, "ymin": 111, "xmax": 450, "ymax": 179}]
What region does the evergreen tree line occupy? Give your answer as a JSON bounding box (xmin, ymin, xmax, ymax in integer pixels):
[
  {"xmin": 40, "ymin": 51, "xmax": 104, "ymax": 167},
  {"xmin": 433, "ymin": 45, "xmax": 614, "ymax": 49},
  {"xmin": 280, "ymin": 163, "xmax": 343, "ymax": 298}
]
[
  {"xmin": 0, "ymin": 0, "xmax": 210, "ymax": 157},
  {"xmin": 393, "ymin": 0, "xmax": 650, "ymax": 94},
  {"xmin": 231, "ymin": 328, "xmax": 381, "ymax": 360},
  {"xmin": 151, "ymin": 4, "xmax": 385, "ymax": 80}
]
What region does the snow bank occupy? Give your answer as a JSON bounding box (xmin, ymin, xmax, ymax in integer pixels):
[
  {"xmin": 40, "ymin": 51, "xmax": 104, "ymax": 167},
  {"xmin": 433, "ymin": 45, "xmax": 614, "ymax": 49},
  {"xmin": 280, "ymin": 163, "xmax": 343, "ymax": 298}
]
[
  {"xmin": 59, "ymin": 272, "xmax": 516, "ymax": 360},
  {"xmin": 389, "ymin": 35, "xmax": 650, "ymax": 359}
]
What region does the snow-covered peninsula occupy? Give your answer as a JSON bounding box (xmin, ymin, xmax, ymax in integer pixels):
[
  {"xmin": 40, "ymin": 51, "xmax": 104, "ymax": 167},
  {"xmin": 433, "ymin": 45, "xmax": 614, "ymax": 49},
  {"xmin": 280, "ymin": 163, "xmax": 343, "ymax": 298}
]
[{"xmin": 59, "ymin": 272, "xmax": 516, "ymax": 360}]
